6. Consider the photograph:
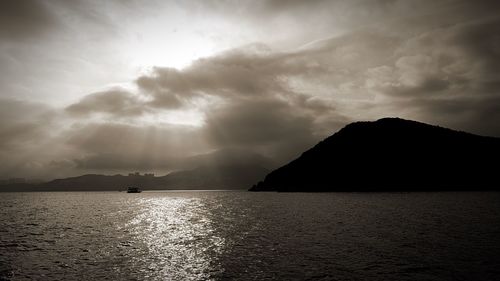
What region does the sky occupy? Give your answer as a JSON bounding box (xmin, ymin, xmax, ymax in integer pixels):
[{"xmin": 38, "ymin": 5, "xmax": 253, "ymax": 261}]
[{"xmin": 1, "ymin": 0, "xmax": 499, "ymax": 180}]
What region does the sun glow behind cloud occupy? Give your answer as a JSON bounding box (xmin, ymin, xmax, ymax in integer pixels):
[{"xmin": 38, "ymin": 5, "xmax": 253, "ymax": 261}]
[
  {"xmin": 125, "ymin": 31, "xmax": 217, "ymax": 71},
  {"xmin": 140, "ymin": 109, "xmax": 205, "ymax": 127},
  {"xmin": 114, "ymin": 2, "xmax": 227, "ymax": 71}
]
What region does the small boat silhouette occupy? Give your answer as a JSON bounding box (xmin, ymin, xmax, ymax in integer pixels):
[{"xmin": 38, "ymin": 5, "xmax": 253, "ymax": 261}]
[{"xmin": 126, "ymin": 187, "xmax": 142, "ymax": 193}]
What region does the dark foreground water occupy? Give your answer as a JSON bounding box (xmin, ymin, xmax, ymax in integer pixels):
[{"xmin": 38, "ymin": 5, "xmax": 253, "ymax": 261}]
[{"xmin": 1, "ymin": 191, "xmax": 499, "ymax": 281}]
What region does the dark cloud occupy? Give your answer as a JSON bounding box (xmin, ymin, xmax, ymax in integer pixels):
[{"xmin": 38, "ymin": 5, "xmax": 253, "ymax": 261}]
[
  {"xmin": 136, "ymin": 67, "xmax": 195, "ymax": 109},
  {"xmin": 0, "ymin": 0, "xmax": 56, "ymax": 40},
  {"xmin": 66, "ymin": 89, "xmax": 147, "ymax": 117},
  {"xmin": 450, "ymin": 18, "xmax": 500, "ymax": 76},
  {"xmin": 0, "ymin": 98, "xmax": 62, "ymax": 179},
  {"xmin": 398, "ymin": 95, "xmax": 500, "ymax": 137},
  {"xmin": 361, "ymin": 17, "xmax": 500, "ymax": 138},
  {"xmin": 0, "ymin": 98, "xmax": 54, "ymax": 149},
  {"xmin": 204, "ymin": 98, "xmax": 314, "ymax": 146},
  {"xmin": 136, "ymin": 45, "xmax": 292, "ymax": 102}
]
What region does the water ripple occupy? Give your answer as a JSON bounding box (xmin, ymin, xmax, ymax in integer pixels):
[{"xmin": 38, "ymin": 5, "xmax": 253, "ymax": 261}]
[{"xmin": 1, "ymin": 191, "xmax": 499, "ymax": 280}]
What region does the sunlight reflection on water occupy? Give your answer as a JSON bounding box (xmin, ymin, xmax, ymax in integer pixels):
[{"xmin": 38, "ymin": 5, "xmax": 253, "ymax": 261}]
[{"xmin": 124, "ymin": 197, "xmax": 225, "ymax": 280}]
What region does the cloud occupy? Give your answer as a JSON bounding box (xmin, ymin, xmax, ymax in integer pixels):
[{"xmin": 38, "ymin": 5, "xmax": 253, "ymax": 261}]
[
  {"xmin": 66, "ymin": 88, "xmax": 147, "ymax": 117},
  {"xmin": 401, "ymin": 95, "xmax": 500, "ymax": 137},
  {"xmin": 204, "ymin": 97, "xmax": 313, "ymax": 143},
  {"xmin": 136, "ymin": 45, "xmax": 291, "ymax": 101},
  {"xmin": 136, "ymin": 67, "xmax": 198, "ymax": 109},
  {"xmin": 0, "ymin": 0, "xmax": 56, "ymax": 41},
  {"xmin": 0, "ymin": 98, "xmax": 55, "ymax": 149},
  {"xmin": 64, "ymin": 122, "xmax": 210, "ymax": 171},
  {"xmin": 60, "ymin": 42, "xmax": 353, "ymax": 168},
  {"xmin": 356, "ymin": 17, "xmax": 500, "ymax": 134},
  {"xmin": 0, "ymin": 98, "xmax": 65, "ymax": 179},
  {"xmin": 138, "ymin": 44, "xmax": 350, "ymax": 147}
]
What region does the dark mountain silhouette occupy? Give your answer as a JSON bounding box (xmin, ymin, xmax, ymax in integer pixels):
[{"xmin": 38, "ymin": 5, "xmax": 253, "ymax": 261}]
[{"xmin": 250, "ymin": 118, "xmax": 500, "ymax": 192}]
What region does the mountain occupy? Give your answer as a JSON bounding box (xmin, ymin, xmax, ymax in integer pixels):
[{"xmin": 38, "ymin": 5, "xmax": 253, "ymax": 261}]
[
  {"xmin": 0, "ymin": 149, "xmax": 271, "ymax": 191},
  {"xmin": 250, "ymin": 118, "xmax": 500, "ymax": 192},
  {"xmin": 41, "ymin": 173, "xmax": 157, "ymax": 191},
  {"xmin": 157, "ymin": 163, "xmax": 270, "ymax": 190},
  {"xmin": 35, "ymin": 163, "xmax": 268, "ymax": 191}
]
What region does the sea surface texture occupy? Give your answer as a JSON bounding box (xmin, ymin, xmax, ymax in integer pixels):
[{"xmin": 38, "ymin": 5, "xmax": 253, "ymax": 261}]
[{"xmin": 1, "ymin": 191, "xmax": 499, "ymax": 280}]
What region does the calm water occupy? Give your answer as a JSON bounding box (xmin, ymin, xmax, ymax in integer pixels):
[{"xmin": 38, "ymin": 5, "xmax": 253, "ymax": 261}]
[{"xmin": 1, "ymin": 191, "xmax": 499, "ymax": 281}]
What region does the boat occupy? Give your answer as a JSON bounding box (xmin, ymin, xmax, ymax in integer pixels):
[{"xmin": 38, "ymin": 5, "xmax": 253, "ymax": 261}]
[{"xmin": 126, "ymin": 187, "xmax": 142, "ymax": 193}]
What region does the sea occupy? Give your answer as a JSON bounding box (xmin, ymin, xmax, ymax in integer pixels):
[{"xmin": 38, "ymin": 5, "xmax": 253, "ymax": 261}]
[{"xmin": 1, "ymin": 191, "xmax": 499, "ymax": 281}]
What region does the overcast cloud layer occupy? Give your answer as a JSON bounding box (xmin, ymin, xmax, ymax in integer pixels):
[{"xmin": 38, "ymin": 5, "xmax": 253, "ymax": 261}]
[{"xmin": 1, "ymin": 0, "xmax": 499, "ymax": 179}]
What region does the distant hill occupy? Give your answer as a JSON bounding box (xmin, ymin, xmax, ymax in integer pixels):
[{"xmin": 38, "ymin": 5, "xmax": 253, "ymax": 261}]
[
  {"xmin": 42, "ymin": 173, "xmax": 157, "ymax": 191},
  {"xmin": 250, "ymin": 118, "xmax": 500, "ymax": 192},
  {"xmin": 0, "ymin": 149, "xmax": 271, "ymax": 192},
  {"xmin": 35, "ymin": 163, "xmax": 269, "ymax": 191},
  {"xmin": 159, "ymin": 163, "xmax": 269, "ymax": 190}
]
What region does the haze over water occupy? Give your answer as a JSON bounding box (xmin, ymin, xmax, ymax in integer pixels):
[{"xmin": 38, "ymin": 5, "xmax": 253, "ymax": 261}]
[{"xmin": 1, "ymin": 191, "xmax": 499, "ymax": 280}]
